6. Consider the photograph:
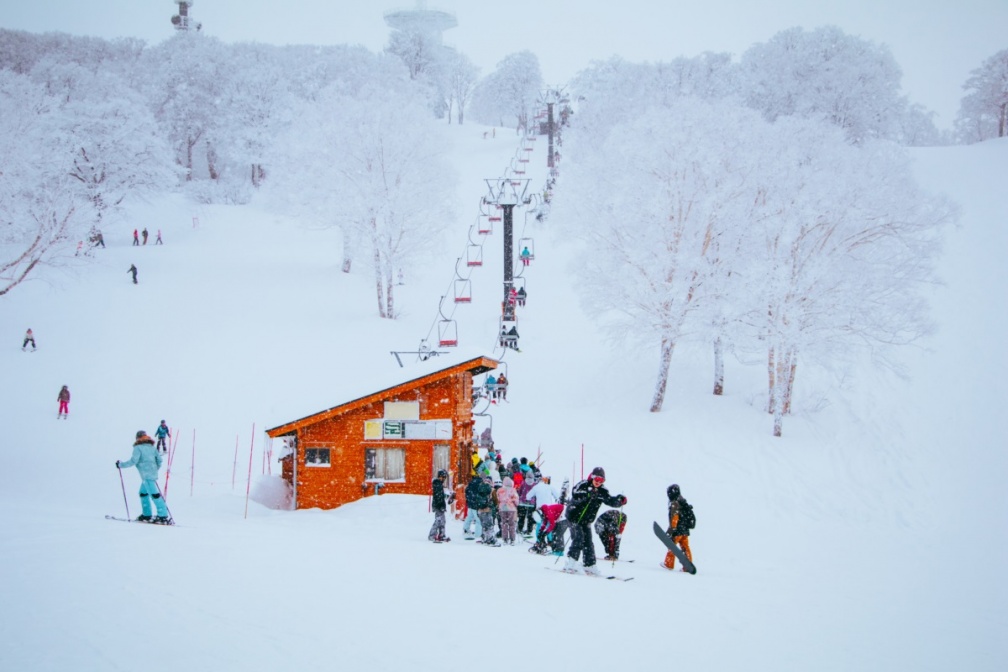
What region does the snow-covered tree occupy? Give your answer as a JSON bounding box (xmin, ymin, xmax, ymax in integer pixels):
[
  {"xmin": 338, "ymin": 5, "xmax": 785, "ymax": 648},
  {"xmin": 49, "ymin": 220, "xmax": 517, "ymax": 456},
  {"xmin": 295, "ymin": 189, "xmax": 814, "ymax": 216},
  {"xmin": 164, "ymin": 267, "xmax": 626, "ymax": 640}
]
[
  {"xmin": 443, "ymin": 48, "xmax": 479, "ymax": 124},
  {"xmin": 0, "ymin": 71, "xmax": 85, "ymax": 296},
  {"xmin": 740, "ymin": 26, "xmax": 907, "ymax": 144},
  {"xmin": 556, "ymin": 98, "xmax": 762, "ymax": 412},
  {"xmin": 469, "ymin": 51, "xmax": 543, "ymax": 133},
  {"xmin": 955, "ymin": 48, "xmax": 1008, "ymax": 143},
  {"xmin": 268, "ymin": 78, "xmax": 456, "ymax": 319},
  {"xmin": 28, "ymin": 59, "xmax": 177, "ymax": 227},
  {"xmin": 744, "ymin": 118, "xmax": 954, "ymax": 436},
  {"xmin": 141, "ymin": 32, "xmax": 227, "ymax": 181}
]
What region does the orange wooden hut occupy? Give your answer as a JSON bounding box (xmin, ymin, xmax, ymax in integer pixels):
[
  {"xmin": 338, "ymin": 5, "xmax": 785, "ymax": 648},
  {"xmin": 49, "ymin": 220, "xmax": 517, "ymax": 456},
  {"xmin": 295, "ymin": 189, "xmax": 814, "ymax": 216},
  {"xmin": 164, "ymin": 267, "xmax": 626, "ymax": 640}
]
[{"xmin": 266, "ymin": 355, "xmax": 497, "ymax": 510}]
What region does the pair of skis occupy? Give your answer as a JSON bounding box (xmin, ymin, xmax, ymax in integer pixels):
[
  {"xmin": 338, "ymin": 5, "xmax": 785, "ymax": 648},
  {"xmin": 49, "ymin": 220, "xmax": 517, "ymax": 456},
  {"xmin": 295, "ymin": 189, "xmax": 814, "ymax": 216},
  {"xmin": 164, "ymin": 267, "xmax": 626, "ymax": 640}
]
[{"xmin": 105, "ymin": 515, "xmax": 175, "ymax": 526}]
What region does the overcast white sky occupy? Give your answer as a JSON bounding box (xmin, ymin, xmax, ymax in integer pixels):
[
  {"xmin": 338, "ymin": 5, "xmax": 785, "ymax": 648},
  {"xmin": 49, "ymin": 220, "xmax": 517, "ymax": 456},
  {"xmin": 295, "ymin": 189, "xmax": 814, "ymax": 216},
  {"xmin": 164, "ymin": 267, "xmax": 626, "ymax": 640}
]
[{"xmin": 4, "ymin": 0, "xmax": 1006, "ymax": 128}]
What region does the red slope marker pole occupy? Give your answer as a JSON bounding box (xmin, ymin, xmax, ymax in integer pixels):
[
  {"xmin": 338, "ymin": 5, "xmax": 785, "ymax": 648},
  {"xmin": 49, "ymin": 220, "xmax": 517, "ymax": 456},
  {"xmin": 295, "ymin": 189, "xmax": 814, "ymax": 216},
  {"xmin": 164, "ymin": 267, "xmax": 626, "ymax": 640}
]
[{"xmin": 244, "ymin": 423, "xmax": 255, "ymax": 519}]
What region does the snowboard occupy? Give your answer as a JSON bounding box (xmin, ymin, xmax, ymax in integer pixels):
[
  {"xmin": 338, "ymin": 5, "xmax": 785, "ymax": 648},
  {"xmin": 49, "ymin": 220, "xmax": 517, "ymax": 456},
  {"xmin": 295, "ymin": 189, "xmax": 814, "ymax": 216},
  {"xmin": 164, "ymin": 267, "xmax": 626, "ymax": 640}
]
[{"xmin": 652, "ymin": 521, "xmax": 696, "ymax": 574}]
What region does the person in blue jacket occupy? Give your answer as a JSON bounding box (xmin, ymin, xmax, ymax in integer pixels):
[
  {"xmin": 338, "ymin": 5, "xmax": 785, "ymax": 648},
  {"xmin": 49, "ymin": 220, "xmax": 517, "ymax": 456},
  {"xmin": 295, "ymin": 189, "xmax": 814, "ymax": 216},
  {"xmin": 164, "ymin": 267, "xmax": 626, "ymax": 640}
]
[
  {"xmin": 117, "ymin": 430, "xmax": 170, "ymax": 523},
  {"xmin": 154, "ymin": 420, "xmax": 171, "ymax": 453}
]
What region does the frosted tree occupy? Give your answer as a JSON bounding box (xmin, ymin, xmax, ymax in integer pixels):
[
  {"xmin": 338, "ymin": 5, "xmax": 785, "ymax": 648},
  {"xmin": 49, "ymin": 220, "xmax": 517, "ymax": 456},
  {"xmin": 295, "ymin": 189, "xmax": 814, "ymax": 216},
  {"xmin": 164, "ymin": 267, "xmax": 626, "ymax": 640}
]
[
  {"xmin": 557, "ymin": 98, "xmax": 762, "ymax": 411},
  {"xmin": 0, "ymin": 72, "xmax": 85, "ymax": 296},
  {"xmin": 268, "ymin": 80, "xmax": 455, "ymax": 318},
  {"xmin": 955, "ymin": 48, "xmax": 1008, "ymax": 143},
  {"xmin": 740, "ymin": 26, "xmax": 908, "ymax": 144},
  {"xmin": 443, "ymin": 48, "xmax": 479, "ymax": 124},
  {"xmin": 141, "ymin": 32, "xmax": 227, "ymax": 181},
  {"xmin": 469, "ymin": 51, "xmax": 543, "ymax": 133},
  {"xmin": 745, "ymin": 118, "xmax": 954, "ymax": 436},
  {"xmin": 214, "ymin": 43, "xmax": 290, "ymax": 188},
  {"xmin": 28, "ymin": 59, "xmax": 177, "ymax": 227}
]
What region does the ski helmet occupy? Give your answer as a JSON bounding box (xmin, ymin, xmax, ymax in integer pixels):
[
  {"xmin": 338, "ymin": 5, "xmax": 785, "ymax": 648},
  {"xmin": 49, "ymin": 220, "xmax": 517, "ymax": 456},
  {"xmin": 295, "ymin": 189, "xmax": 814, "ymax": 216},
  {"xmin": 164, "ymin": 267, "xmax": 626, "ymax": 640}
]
[
  {"xmin": 667, "ymin": 484, "xmax": 680, "ymax": 500},
  {"xmin": 590, "ymin": 467, "xmax": 606, "ymax": 481},
  {"xmin": 136, "ymin": 430, "xmax": 146, "ymax": 439}
]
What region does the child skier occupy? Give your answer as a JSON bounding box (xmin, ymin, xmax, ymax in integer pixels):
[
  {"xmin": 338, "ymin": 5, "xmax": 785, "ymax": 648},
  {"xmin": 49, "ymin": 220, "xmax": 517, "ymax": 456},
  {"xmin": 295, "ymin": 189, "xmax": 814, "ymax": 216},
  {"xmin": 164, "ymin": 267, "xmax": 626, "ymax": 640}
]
[
  {"xmin": 595, "ymin": 509, "xmax": 628, "ymax": 561},
  {"xmin": 56, "ymin": 385, "xmax": 70, "ymax": 418},
  {"xmin": 22, "ymin": 328, "xmax": 36, "ymax": 351},
  {"xmin": 154, "ymin": 420, "xmax": 171, "ymax": 453},
  {"xmin": 116, "ymin": 430, "xmax": 171, "ymax": 523},
  {"xmin": 663, "ymin": 484, "xmax": 695, "ymax": 571}
]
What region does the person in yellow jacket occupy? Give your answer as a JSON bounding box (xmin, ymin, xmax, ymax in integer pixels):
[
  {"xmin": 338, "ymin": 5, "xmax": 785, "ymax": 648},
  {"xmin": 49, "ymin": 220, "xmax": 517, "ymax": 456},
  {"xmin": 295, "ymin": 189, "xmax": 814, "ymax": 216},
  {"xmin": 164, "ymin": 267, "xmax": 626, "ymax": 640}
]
[{"xmin": 663, "ymin": 484, "xmax": 695, "ymax": 571}]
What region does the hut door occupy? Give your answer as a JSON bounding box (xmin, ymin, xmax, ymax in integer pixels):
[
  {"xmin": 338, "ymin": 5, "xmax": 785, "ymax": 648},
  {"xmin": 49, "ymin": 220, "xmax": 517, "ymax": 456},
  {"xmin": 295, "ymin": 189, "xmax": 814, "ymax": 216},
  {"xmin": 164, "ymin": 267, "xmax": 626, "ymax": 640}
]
[{"xmin": 433, "ymin": 444, "xmax": 450, "ymax": 485}]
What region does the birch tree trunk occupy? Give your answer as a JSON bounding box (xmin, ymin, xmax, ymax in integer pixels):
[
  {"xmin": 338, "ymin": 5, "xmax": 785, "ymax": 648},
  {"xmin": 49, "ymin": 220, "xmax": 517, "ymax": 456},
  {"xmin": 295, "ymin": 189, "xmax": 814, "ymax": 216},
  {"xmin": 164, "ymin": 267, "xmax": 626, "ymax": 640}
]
[
  {"xmin": 650, "ymin": 336, "xmax": 676, "ymax": 412},
  {"xmin": 713, "ymin": 336, "xmax": 725, "ymax": 396}
]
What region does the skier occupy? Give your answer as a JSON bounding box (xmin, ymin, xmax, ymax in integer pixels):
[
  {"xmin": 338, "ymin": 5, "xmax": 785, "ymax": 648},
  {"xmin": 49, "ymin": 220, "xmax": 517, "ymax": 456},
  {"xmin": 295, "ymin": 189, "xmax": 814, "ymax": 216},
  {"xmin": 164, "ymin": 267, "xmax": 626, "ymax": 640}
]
[
  {"xmin": 428, "ymin": 469, "xmax": 452, "ymax": 542},
  {"xmin": 462, "ymin": 473, "xmax": 484, "ymax": 539},
  {"xmin": 526, "ymin": 475, "xmax": 559, "ymax": 551},
  {"xmin": 563, "ymin": 467, "xmax": 626, "ymax": 575},
  {"xmin": 663, "ymin": 484, "xmax": 695, "ymax": 571},
  {"xmin": 155, "ymin": 229, "xmax": 163, "ymax": 245},
  {"xmin": 595, "ymin": 509, "xmax": 628, "ymax": 561},
  {"xmin": 517, "ymin": 467, "xmax": 537, "ymax": 535},
  {"xmin": 22, "ymin": 328, "xmax": 36, "ymax": 351},
  {"xmin": 497, "ymin": 475, "xmax": 520, "ymax": 545},
  {"xmin": 154, "ymin": 420, "xmax": 171, "ymax": 453},
  {"xmin": 520, "ymin": 246, "xmax": 532, "ymax": 266},
  {"xmin": 116, "ymin": 430, "xmax": 170, "ymax": 523},
  {"xmin": 141, "ymin": 227, "xmax": 149, "ymax": 245},
  {"xmin": 128, "ymin": 264, "xmax": 138, "ymax": 284},
  {"xmin": 57, "ymin": 385, "xmax": 70, "ymax": 419},
  {"xmin": 132, "ymin": 229, "xmax": 139, "ymax": 246}
]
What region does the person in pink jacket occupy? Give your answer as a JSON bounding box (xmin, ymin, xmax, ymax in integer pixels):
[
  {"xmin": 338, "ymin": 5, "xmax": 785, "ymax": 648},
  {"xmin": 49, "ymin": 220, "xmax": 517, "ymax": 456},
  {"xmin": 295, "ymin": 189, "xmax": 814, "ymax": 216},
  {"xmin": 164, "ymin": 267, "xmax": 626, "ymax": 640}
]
[{"xmin": 497, "ymin": 476, "xmax": 520, "ymax": 545}]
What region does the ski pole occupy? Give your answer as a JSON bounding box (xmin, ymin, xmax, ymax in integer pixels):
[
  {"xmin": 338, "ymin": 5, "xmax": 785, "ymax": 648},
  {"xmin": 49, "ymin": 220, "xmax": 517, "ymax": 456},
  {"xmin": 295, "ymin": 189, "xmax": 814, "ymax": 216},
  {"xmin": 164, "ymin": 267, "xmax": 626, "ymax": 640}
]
[
  {"xmin": 117, "ymin": 463, "xmax": 131, "ymax": 520},
  {"xmin": 154, "ymin": 480, "xmax": 174, "ymax": 523}
]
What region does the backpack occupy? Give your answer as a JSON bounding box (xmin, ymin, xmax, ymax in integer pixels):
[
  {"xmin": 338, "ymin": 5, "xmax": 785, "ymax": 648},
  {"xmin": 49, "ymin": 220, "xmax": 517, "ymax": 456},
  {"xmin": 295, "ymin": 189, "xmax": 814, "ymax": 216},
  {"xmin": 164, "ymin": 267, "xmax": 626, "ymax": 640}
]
[{"xmin": 680, "ymin": 501, "xmax": 696, "ymax": 530}]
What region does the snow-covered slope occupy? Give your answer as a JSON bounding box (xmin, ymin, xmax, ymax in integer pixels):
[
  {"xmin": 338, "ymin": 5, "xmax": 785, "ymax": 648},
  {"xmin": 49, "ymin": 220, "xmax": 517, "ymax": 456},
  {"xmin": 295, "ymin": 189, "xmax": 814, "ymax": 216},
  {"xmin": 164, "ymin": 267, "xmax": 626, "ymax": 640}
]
[{"xmin": 1, "ymin": 131, "xmax": 1004, "ymax": 671}]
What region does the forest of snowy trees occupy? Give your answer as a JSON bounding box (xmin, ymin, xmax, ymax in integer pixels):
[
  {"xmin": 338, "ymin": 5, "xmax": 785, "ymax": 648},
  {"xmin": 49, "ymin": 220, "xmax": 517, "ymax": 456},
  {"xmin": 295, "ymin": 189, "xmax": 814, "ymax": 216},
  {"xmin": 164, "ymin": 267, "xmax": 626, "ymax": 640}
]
[{"xmin": 0, "ymin": 24, "xmax": 1004, "ymax": 431}]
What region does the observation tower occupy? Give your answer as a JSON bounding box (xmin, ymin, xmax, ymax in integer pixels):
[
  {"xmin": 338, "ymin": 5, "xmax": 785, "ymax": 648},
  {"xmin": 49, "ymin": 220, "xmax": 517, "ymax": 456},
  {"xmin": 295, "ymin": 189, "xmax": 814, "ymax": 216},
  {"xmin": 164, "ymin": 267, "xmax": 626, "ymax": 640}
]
[{"xmin": 384, "ymin": 1, "xmax": 457, "ymax": 43}]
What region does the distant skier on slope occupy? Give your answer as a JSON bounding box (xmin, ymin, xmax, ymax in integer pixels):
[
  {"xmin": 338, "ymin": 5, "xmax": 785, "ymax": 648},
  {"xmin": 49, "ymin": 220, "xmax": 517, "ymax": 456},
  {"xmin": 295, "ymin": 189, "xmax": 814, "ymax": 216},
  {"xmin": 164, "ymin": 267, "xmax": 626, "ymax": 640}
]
[
  {"xmin": 56, "ymin": 385, "xmax": 70, "ymax": 418},
  {"xmin": 154, "ymin": 420, "xmax": 171, "ymax": 453},
  {"xmin": 116, "ymin": 430, "xmax": 170, "ymax": 523}
]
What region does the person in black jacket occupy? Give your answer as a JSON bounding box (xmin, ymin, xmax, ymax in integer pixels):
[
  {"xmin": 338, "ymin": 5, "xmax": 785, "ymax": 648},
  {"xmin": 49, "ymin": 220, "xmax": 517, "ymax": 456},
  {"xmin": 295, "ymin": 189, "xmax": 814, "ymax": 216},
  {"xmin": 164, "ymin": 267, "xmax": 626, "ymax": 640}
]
[
  {"xmin": 563, "ymin": 467, "xmax": 626, "ymax": 574},
  {"xmin": 595, "ymin": 509, "xmax": 628, "ymax": 561},
  {"xmin": 428, "ymin": 470, "xmax": 453, "ymax": 542},
  {"xmin": 663, "ymin": 484, "xmax": 695, "ymax": 571}
]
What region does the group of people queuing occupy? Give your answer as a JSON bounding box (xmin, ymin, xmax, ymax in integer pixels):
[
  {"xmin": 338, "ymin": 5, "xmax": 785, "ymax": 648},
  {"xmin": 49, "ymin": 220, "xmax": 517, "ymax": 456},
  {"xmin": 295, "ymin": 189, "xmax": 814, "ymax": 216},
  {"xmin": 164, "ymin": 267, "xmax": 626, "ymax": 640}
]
[{"xmin": 429, "ymin": 446, "xmax": 697, "ymax": 576}]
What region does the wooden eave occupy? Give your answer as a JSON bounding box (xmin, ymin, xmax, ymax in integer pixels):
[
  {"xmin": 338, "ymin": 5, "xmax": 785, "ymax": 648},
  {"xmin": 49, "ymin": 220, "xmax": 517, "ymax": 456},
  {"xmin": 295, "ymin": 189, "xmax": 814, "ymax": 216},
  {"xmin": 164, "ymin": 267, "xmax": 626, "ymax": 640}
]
[{"xmin": 265, "ymin": 356, "xmax": 498, "ymax": 438}]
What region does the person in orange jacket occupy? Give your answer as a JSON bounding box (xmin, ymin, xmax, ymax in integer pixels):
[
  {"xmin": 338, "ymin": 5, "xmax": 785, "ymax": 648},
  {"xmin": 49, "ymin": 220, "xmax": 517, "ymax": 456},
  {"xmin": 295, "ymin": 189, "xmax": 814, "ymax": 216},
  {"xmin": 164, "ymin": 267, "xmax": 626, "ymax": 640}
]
[{"xmin": 663, "ymin": 484, "xmax": 695, "ymax": 571}]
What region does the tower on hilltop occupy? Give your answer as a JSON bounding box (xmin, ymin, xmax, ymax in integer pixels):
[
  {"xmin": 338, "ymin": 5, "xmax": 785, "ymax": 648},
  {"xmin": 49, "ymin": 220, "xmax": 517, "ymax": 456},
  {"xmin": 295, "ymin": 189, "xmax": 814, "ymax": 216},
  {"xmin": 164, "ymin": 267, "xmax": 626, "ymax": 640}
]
[
  {"xmin": 171, "ymin": 1, "xmax": 202, "ymax": 32},
  {"xmin": 383, "ymin": 1, "xmax": 457, "ymax": 44}
]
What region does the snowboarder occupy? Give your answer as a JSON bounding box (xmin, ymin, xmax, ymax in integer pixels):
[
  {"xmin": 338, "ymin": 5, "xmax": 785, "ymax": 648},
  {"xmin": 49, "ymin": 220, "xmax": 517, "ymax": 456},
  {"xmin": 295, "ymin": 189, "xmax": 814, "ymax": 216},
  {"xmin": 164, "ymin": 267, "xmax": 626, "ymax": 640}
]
[
  {"xmin": 116, "ymin": 430, "xmax": 170, "ymax": 523},
  {"xmin": 56, "ymin": 385, "xmax": 70, "ymax": 418},
  {"xmin": 141, "ymin": 228, "xmax": 149, "ymax": 245},
  {"xmin": 128, "ymin": 264, "xmax": 138, "ymax": 284},
  {"xmin": 132, "ymin": 229, "xmax": 139, "ymax": 246},
  {"xmin": 154, "ymin": 420, "xmax": 171, "ymax": 453},
  {"xmin": 563, "ymin": 467, "xmax": 626, "ymax": 575},
  {"xmin": 663, "ymin": 484, "xmax": 695, "ymax": 571},
  {"xmin": 595, "ymin": 509, "xmax": 628, "ymax": 561},
  {"xmin": 22, "ymin": 328, "xmax": 36, "ymax": 351},
  {"xmin": 428, "ymin": 469, "xmax": 452, "ymax": 542}
]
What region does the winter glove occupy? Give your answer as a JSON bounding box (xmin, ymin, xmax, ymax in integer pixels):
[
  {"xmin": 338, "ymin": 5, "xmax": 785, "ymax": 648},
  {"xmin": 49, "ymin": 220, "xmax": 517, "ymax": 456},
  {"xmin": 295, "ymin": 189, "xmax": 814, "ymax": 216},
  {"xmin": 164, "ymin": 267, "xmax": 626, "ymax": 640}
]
[
  {"xmin": 115, "ymin": 460, "xmax": 120, "ymax": 468},
  {"xmin": 618, "ymin": 495, "xmax": 627, "ymax": 506}
]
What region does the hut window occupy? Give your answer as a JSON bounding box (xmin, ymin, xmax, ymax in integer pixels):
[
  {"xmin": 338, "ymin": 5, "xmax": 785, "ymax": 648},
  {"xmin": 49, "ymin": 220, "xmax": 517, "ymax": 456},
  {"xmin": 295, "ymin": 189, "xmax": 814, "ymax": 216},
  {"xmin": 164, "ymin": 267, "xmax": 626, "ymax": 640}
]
[
  {"xmin": 305, "ymin": 448, "xmax": 331, "ymax": 467},
  {"xmin": 365, "ymin": 448, "xmax": 405, "ymax": 481}
]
